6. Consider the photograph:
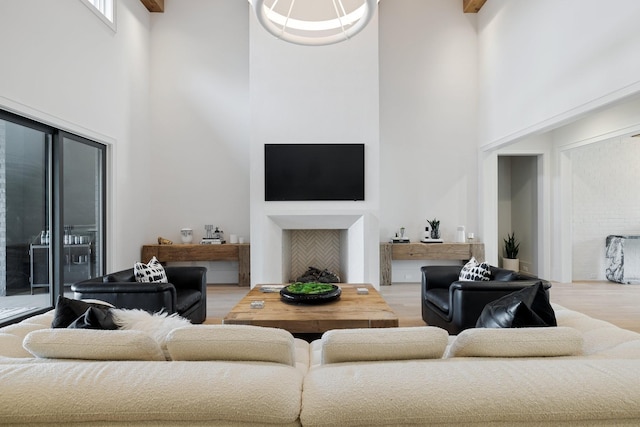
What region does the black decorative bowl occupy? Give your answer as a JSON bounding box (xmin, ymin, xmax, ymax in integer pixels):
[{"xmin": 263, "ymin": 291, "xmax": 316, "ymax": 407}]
[{"xmin": 280, "ymin": 283, "xmax": 341, "ymax": 305}]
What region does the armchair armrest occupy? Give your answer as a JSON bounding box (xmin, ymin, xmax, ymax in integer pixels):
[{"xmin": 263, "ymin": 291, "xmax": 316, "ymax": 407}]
[
  {"xmin": 70, "ymin": 282, "xmax": 178, "ymax": 314},
  {"xmin": 421, "ymin": 266, "xmax": 463, "ymax": 291},
  {"xmin": 450, "ymin": 280, "xmax": 551, "ymax": 292},
  {"xmin": 164, "ymin": 266, "xmax": 207, "ymax": 293},
  {"xmin": 71, "ymin": 282, "xmax": 175, "ymax": 294}
]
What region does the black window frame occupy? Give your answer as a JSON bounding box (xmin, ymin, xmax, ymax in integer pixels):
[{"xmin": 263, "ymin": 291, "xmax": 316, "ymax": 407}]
[{"xmin": 0, "ymin": 109, "xmax": 107, "ymax": 327}]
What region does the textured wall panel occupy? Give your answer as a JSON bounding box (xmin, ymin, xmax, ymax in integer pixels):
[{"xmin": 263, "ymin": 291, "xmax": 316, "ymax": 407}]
[{"xmin": 290, "ymin": 230, "xmax": 341, "ymax": 282}]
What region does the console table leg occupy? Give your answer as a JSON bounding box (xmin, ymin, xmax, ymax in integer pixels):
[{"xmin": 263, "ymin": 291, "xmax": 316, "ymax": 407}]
[
  {"xmin": 380, "ymin": 244, "xmax": 392, "ymax": 286},
  {"xmin": 238, "ymin": 245, "xmax": 250, "ymax": 287}
]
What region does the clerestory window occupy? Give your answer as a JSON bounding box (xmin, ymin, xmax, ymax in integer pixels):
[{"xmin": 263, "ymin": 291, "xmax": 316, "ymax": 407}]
[{"xmin": 81, "ymin": 0, "xmax": 115, "ymax": 29}]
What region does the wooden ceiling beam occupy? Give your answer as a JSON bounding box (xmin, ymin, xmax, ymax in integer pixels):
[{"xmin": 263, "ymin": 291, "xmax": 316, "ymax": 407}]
[
  {"xmin": 140, "ymin": 0, "xmax": 164, "ymax": 13},
  {"xmin": 463, "ymin": 0, "xmax": 487, "ymax": 13}
]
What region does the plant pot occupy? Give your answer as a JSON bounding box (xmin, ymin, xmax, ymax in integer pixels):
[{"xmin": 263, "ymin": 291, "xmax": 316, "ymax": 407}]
[
  {"xmin": 503, "ymin": 258, "xmax": 519, "ymax": 272},
  {"xmin": 430, "ymin": 228, "xmax": 440, "ymax": 239}
]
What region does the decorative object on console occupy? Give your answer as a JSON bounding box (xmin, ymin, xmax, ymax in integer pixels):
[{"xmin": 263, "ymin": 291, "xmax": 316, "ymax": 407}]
[
  {"xmin": 157, "ymin": 237, "xmax": 173, "ymax": 245},
  {"xmin": 391, "ymin": 226, "xmax": 410, "ymax": 243},
  {"xmin": 503, "ymin": 231, "xmax": 520, "ymax": 272},
  {"xmin": 180, "ymin": 228, "xmax": 193, "ymax": 244},
  {"xmin": 456, "ymin": 225, "xmax": 466, "ymax": 243},
  {"xmin": 249, "ymin": 0, "xmax": 379, "ymax": 47},
  {"xmin": 427, "ymin": 218, "xmax": 441, "ymax": 240},
  {"xmin": 201, "ymin": 225, "xmax": 225, "ymax": 244},
  {"xmin": 279, "ymin": 282, "xmax": 341, "ymax": 304}
]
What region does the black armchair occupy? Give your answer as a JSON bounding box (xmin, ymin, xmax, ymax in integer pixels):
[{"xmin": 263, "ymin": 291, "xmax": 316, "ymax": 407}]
[
  {"xmin": 421, "ymin": 265, "xmax": 551, "ymax": 335},
  {"xmin": 71, "ymin": 266, "xmax": 207, "ymax": 324}
]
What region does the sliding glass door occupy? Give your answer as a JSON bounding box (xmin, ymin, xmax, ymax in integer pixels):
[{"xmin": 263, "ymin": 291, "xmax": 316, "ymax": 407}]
[
  {"xmin": 62, "ymin": 134, "xmax": 106, "ymax": 288},
  {"xmin": 0, "ymin": 117, "xmax": 51, "ymax": 317},
  {"xmin": 0, "ymin": 111, "xmax": 106, "ymax": 326}
]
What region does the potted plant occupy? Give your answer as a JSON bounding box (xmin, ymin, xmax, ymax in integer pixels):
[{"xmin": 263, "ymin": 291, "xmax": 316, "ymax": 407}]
[
  {"xmin": 427, "ymin": 218, "xmax": 441, "ymax": 239},
  {"xmin": 503, "ymin": 232, "xmax": 520, "ymax": 271}
]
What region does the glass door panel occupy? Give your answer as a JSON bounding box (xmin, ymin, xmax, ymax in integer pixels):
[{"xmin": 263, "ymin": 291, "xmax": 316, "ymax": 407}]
[
  {"xmin": 62, "ymin": 135, "xmax": 105, "ymax": 289},
  {"xmin": 0, "ymin": 117, "xmax": 52, "ymax": 322}
]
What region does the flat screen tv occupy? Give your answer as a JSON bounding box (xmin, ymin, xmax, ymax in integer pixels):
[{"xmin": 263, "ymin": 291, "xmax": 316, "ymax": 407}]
[{"xmin": 265, "ymin": 143, "xmax": 365, "ymax": 201}]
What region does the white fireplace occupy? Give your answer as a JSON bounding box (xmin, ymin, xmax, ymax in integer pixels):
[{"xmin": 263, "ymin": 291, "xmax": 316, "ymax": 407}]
[{"xmin": 250, "ymin": 210, "xmax": 380, "ymax": 288}]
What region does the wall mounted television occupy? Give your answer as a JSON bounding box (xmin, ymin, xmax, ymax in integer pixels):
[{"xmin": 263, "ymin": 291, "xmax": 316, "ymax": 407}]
[{"xmin": 265, "ymin": 143, "xmax": 365, "ymax": 201}]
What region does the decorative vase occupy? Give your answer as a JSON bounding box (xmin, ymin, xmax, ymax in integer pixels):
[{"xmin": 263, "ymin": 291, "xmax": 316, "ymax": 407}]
[
  {"xmin": 503, "ymin": 257, "xmax": 519, "ymax": 272},
  {"xmin": 430, "ymin": 227, "xmax": 440, "ymax": 239},
  {"xmin": 180, "ymin": 228, "xmax": 193, "ymax": 244}
]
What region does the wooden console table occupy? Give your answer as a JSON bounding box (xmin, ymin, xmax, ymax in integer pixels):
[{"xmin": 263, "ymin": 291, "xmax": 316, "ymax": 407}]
[
  {"xmin": 141, "ymin": 244, "xmax": 250, "ymax": 286},
  {"xmin": 380, "ymin": 242, "xmax": 485, "ymax": 286}
]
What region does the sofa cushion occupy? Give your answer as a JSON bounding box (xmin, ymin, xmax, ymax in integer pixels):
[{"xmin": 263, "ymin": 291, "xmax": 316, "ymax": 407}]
[
  {"xmin": 445, "ymin": 326, "xmax": 583, "ymax": 358},
  {"xmin": 134, "ymin": 256, "xmax": 168, "ymax": 283},
  {"xmin": 51, "ymin": 296, "xmax": 116, "ymax": 329},
  {"xmin": 459, "ymin": 257, "xmax": 491, "ymax": 281},
  {"xmin": 166, "ymin": 325, "xmax": 296, "ymax": 366},
  {"xmin": 23, "ymin": 329, "xmax": 166, "ymax": 361},
  {"xmin": 476, "ymin": 282, "xmax": 557, "ymax": 328},
  {"xmin": 321, "ymin": 327, "xmax": 449, "ymax": 364}
]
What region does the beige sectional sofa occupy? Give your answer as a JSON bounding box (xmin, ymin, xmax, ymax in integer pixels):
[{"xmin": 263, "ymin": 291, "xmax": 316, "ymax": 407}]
[{"xmin": 1, "ymin": 303, "xmax": 639, "ymax": 425}]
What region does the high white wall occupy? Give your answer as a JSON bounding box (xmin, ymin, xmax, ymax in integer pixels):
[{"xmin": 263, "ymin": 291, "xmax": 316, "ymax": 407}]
[
  {"xmin": 379, "ymin": 0, "xmax": 479, "ymax": 282},
  {"xmin": 147, "ymin": 0, "xmax": 250, "ymax": 282},
  {"xmin": 0, "ymin": 0, "xmax": 152, "ymax": 271},
  {"xmin": 478, "ymin": 0, "xmax": 640, "ymax": 148}
]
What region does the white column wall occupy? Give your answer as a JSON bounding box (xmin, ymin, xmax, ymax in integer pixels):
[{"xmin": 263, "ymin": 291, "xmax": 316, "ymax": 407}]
[{"xmin": 249, "ymin": 5, "xmax": 380, "ymax": 286}]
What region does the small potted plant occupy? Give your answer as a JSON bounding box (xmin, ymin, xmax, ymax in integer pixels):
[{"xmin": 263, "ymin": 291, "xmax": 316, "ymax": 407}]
[
  {"xmin": 503, "ymin": 232, "xmax": 520, "ymax": 271},
  {"xmin": 427, "ymin": 218, "xmax": 440, "ymax": 239}
]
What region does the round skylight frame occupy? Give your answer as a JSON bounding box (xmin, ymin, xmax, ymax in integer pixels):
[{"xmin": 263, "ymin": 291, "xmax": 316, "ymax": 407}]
[{"xmin": 249, "ymin": 0, "xmax": 379, "ymax": 46}]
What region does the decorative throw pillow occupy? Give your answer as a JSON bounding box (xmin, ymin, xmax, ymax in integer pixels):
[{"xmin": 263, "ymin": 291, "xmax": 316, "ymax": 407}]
[
  {"xmin": 459, "ymin": 257, "xmax": 491, "ymax": 281},
  {"xmin": 134, "ymin": 256, "xmax": 168, "ymax": 283},
  {"xmin": 475, "ymin": 282, "xmax": 557, "ymax": 328},
  {"xmin": 51, "ymin": 296, "xmax": 116, "ymax": 329}
]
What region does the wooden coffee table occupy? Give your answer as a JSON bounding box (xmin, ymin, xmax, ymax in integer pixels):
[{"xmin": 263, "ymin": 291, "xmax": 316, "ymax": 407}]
[{"xmin": 222, "ymin": 284, "xmax": 399, "ymax": 334}]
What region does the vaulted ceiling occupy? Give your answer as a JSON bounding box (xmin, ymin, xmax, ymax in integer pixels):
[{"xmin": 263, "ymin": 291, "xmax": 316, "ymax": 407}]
[{"xmin": 139, "ymin": 0, "xmax": 487, "ymax": 14}]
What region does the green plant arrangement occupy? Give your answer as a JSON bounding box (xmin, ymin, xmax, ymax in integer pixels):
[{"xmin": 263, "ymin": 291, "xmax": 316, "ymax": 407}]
[
  {"xmin": 427, "ymin": 218, "xmax": 440, "ymax": 239},
  {"xmin": 286, "ymin": 282, "xmax": 336, "ymax": 294},
  {"xmin": 503, "ymin": 232, "xmax": 520, "ymax": 259}
]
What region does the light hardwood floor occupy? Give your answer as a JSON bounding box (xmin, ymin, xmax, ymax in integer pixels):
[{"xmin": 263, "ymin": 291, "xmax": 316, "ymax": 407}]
[{"xmin": 206, "ymin": 281, "xmax": 640, "ymax": 333}]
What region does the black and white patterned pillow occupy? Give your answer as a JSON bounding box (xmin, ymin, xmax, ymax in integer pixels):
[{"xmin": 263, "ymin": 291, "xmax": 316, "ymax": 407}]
[
  {"xmin": 134, "ymin": 256, "xmax": 168, "ymax": 283},
  {"xmin": 459, "ymin": 257, "xmax": 491, "ymax": 281}
]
